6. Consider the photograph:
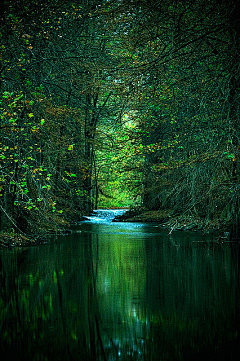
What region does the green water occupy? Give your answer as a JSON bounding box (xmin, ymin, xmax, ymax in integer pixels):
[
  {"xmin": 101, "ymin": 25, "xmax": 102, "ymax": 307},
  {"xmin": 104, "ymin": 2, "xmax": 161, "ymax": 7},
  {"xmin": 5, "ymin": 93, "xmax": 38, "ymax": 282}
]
[{"xmin": 0, "ymin": 214, "xmax": 240, "ymax": 360}]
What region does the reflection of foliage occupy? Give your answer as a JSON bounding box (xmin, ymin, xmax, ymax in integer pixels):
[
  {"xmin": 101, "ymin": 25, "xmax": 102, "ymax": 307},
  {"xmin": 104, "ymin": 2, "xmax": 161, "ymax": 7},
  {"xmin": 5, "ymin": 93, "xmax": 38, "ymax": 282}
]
[
  {"xmin": 146, "ymin": 312, "xmax": 239, "ymax": 361},
  {"xmin": 97, "ymin": 238, "xmax": 145, "ymax": 303},
  {"xmin": 1, "ymin": 227, "xmax": 240, "ymax": 360},
  {"xmin": 96, "ymin": 236, "xmax": 147, "ymax": 355},
  {"xmin": 0, "ymin": 243, "xmax": 99, "ymax": 360}
]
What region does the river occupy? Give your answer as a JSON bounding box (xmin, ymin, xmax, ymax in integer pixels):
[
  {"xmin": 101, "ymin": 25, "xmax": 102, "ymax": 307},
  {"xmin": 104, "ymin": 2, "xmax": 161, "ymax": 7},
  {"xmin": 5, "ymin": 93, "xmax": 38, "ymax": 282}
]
[{"xmin": 0, "ymin": 209, "xmax": 240, "ymax": 360}]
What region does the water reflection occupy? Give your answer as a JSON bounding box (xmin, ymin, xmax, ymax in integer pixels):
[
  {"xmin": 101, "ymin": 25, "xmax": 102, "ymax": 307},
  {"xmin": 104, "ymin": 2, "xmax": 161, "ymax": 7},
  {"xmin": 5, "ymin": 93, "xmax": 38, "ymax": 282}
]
[
  {"xmin": 0, "ymin": 217, "xmax": 240, "ymax": 360},
  {"xmin": 95, "ymin": 235, "xmax": 147, "ymax": 360}
]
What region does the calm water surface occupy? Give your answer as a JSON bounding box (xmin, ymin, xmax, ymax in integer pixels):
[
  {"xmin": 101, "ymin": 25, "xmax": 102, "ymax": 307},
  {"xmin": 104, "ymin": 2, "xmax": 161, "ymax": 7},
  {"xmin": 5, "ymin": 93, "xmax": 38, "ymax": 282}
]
[{"xmin": 1, "ymin": 209, "xmax": 240, "ymax": 360}]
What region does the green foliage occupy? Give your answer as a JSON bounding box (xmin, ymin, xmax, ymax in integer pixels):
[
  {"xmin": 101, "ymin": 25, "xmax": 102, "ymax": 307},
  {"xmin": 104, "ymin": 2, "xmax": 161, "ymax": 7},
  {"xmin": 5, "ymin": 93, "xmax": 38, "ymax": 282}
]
[{"xmin": 0, "ymin": 0, "xmax": 239, "ymax": 235}]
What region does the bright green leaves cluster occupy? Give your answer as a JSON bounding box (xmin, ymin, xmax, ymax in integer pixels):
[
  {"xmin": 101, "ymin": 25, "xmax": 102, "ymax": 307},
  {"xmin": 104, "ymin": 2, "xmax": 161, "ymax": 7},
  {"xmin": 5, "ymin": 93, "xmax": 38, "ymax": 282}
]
[
  {"xmin": 0, "ymin": 90, "xmax": 66, "ymax": 217},
  {"xmin": 95, "ymin": 123, "xmax": 143, "ymax": 208}
]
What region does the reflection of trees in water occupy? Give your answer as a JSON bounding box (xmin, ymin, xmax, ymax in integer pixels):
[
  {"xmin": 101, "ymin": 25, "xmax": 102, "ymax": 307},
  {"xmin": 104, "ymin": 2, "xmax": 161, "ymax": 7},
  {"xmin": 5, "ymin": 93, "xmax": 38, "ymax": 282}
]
[
  {"xmin": 144, "ymin": 238, "xmax": 240, "ymax": 360},
  {"xmin": 1, "ymin": 232, "xmax": 240, "ymax": 360},
  {"xmin": 0, "ymin": 233, "xmax": 147, "ymax": 361},
  {"xmin": 94, "ymin": 234, "xmax": 148, "ymax": 360},
  {"xmin": 0, "ymin": 238, "xmax": 103, "ymax": 360}
]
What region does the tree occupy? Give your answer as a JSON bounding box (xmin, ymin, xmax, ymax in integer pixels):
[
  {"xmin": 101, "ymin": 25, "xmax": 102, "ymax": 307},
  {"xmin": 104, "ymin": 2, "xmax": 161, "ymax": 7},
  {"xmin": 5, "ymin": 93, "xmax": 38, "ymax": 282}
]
[
  {"xmin": 1, "ymin": 0, "xmax": 239, "ymax": 238},
  {"xmin": 0, "ymin": 0, "xmax": 119, "ymax": 233},
  {"xmin": 106, "ymin": 0, "xmax": 240, "ymax": 235}
]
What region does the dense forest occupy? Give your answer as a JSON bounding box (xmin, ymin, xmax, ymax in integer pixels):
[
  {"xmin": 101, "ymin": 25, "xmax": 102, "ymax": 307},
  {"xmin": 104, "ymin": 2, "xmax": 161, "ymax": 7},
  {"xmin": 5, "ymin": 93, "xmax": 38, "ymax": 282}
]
[{"xmin": 0, "ymin": 0, "xmax": 239, "ymax": 240}]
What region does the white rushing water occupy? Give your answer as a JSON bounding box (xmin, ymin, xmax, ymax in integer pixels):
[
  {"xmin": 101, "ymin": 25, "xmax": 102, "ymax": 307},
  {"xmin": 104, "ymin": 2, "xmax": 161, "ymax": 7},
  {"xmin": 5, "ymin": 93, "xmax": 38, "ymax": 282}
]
[{"xmin": 83, "ymin": 209, "xmax": 127, "ymax": 223}]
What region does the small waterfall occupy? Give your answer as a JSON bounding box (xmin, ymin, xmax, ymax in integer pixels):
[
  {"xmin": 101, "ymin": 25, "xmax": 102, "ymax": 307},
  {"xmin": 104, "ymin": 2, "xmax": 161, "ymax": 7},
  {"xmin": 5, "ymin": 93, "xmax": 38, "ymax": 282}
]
[{"xmin": 82, "ymin": 209, "xmax": 127, "ymax": 223}]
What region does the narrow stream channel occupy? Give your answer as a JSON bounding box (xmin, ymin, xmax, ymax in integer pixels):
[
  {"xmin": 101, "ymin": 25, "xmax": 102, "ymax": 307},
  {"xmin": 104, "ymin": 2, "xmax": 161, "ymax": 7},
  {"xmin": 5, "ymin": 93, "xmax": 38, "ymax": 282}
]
[{"xmin": 0, "ymin": 209, "xmax": 240, "ymax": 360}]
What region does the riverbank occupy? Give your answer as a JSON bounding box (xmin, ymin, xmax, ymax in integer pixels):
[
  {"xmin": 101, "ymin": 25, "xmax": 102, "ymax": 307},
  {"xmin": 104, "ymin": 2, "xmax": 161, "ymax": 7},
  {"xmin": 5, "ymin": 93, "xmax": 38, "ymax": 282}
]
[
  {"xmin": 113, "ymin": 208, "xmax": 231, "ymax": 239},
  {"xmin": 0, "ymin": 232, "xmax": 39, "ymax": 249},
  {"xmin": 0, "ymin": 208, "xmax": 233, "ymax": 249}
]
